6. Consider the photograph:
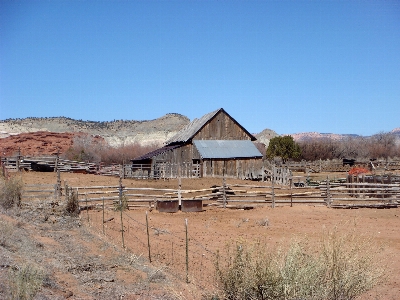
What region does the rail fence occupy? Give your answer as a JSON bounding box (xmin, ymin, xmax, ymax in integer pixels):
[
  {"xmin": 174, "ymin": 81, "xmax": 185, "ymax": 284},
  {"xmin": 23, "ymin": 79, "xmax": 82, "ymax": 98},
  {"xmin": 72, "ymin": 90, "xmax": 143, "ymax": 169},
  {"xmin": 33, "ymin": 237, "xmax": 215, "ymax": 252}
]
[
  {"xmin": 284, "ymin": 159, "xmax": 400, "ymax": 173},
  {"xmin": 21, "ymin": 176, "xmax": 400, "ymax": 210}
]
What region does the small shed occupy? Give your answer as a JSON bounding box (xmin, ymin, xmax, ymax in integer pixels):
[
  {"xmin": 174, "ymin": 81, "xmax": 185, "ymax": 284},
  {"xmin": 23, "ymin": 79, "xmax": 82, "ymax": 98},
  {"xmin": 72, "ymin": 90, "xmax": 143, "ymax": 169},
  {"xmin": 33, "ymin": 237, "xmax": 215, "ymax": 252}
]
[{"xmin": 131, "ymin": 108, "xmax": 264, "ymax": 179}]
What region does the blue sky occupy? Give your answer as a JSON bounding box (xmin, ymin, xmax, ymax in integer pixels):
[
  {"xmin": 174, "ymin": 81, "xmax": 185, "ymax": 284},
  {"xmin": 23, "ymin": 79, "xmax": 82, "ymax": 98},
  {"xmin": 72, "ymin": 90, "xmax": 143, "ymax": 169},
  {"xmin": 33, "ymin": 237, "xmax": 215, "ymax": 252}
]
[{"xmin": 1, "ymin": 0, "xmax": 399, "ymax": 136}]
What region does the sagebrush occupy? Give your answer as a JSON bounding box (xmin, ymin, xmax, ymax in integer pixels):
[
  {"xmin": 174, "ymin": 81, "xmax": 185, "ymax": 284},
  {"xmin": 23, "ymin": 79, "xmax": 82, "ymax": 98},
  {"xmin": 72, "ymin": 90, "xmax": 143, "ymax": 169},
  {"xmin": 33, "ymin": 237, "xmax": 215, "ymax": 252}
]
[
  {"xmin": 8, "ymin": 263, "xmax": 44, "ymax": 300},
  {"xmin": 0, "ymin": 174, "xmax": 23, "ymax": 209},
  {"xmin": 65, "ymin": 189, "xmax": 80, "ymax": 216},
  {"xmin": 214, "ymin": 228, "xmax": 385, "ymax": 300}
]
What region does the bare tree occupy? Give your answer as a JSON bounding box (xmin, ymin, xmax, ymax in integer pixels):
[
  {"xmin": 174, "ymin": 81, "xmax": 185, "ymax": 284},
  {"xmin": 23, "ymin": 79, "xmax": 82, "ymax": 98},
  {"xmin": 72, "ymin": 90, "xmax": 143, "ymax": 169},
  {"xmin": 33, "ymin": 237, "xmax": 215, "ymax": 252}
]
[{"xmin": 368, "ymin": 132, "xmax": 397, "ymax": 160}]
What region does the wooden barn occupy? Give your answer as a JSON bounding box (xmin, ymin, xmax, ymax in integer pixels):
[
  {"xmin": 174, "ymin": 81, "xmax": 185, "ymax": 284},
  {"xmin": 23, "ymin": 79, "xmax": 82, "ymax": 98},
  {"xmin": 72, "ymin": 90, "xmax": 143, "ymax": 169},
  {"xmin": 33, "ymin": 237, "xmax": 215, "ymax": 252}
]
[{"xmin": 130, "ymin": 108, "xmax": 264, "ymax": 179}]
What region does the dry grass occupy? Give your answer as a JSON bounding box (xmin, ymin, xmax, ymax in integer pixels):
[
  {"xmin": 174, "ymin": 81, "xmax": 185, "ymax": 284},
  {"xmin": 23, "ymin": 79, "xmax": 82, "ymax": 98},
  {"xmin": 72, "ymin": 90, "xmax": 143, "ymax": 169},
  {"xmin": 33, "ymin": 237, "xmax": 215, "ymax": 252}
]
[
  {"xmin": 65, "ymin": 189, "xmax": 80, "ymax": 216},
  {"xmin": 213, "ymin": 227, "xmax": 385, "ymax": 300},
  {"xmin": 0, "ymin": 174, "xmax": 23, "ymax": 209},
  {"xmin": 8, "ymin": 263, "xmax": 44, "ymax": 300},
  {"xmin": 0, "ymin": 219, "xmax": 14, "ymax": 248}
]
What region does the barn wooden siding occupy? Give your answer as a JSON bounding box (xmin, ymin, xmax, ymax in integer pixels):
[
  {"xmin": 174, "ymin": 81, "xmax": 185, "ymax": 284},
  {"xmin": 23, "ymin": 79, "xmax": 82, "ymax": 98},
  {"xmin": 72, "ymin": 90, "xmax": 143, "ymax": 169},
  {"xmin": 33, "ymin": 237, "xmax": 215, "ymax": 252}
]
[
  {"xmin": 149, "ymin": 144, "xmax": 263, "ymax": 179},
  {"xmin": 201, "ymin": 158, "xmax": 264, "ymax": 179},
  {"xmin": 192, "ymin": 110, "xmax": 252, "ymax": 141}
]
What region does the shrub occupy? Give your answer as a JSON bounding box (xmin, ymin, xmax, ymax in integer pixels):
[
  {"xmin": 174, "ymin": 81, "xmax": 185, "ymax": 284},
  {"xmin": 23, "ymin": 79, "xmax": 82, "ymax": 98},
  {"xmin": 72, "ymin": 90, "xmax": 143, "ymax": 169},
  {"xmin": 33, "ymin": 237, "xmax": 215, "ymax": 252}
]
[
  {"xmin": 8, "ymin": 263, "xmax": 44, "ymax": 300},
  {"xmin": 214, "ymin": 228, "xmax": 385, "ymax": 300},
  {"xmin": 0, "ymin": 174, "xmax": 23, "ymax": 209},
  {"xmin": 114, "ymin": 194, "xmax": 128, "ymax": 211},
  {"xmin": 0, "ymin": 219, "xmax": 14, "ymax": 247},
  {"xmin": 65, "ymin": 189, "xmax": 80, "ymax": 216}
]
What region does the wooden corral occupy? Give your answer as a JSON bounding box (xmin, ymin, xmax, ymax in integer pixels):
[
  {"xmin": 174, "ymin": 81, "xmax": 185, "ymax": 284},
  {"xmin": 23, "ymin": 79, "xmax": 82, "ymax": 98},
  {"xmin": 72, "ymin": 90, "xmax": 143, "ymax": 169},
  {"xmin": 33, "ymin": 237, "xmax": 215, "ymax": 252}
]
[
  {"xmin": 285, "ymin": 159, "xmax": 400, "ymax": 173},
  {"xmin": 21, "ymin": 178, "xmax": 399, "ymax": 211},
  {"xmin": 1, "ymin": 156, "xmax": 97, "ymax": 174}
]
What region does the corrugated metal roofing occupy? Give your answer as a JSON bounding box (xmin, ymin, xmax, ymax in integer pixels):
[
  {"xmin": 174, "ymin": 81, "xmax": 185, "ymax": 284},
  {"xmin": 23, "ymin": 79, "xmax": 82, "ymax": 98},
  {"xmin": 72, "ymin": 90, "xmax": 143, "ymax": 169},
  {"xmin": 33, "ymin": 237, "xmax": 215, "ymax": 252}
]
[
  {"xmin": 165, "ymin": 109, "xmax": 220, "ymax": 144},
  {"xmin": 131, "ymin": 144, "xmax": 181, "ymax": 161},
  {"xmin": 193, "ymin": 140, "xmax": 263, "ymax": 159}
]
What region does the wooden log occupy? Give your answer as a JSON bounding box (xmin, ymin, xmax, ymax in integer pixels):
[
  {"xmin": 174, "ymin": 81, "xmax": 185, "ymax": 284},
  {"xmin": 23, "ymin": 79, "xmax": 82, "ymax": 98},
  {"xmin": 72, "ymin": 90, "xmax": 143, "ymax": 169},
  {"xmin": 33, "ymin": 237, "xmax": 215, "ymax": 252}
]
[
  {"xmin": 331, "ymin": 203, "xmax": 398, "ymax": 209},
  {"xmin": 73, "ymin": 185, "xmax": 119, "ymax": 189},
  {"xmin": 25, "ymin": 184, "xmax": 55, "ymax": 187},
  {"xmin": 78, "ymin": 196, "xmax": 118, "ymax": 202},
  {"xmin": 330, "ymin": 197, "xmax": 397, "ymax": 202},
  {"xmin": 24, "ymin": 189, "xmax": 55, "ymax": 193},
  {"xmin": 216, "ymin": 199, "xmax": 325, "ymax": 203},
  {"xmin": 124, "ymin": 187, "xmax": 177, "ymax": 192},
  {"xmin": 75, "ymin": 190, "xmax": 119, "ymax": 195}
]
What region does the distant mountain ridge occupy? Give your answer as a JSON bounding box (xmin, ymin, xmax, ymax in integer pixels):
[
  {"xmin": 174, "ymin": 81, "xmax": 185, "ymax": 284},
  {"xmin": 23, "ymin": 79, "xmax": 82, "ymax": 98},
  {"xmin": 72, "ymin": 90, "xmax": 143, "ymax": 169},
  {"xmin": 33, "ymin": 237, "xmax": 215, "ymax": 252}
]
[
  {"xmin": 0, "ymin": 114, "xmax": 190, "ymax": 147},
  {"xmin": 287, "ymin": 132, "xmax": 362, "ymax": 142},
  {"xmin": 287, "ymin": 130, "xmax": 400, "ymax": 142},
  {"xmin": 0, "ymin": 115, "xmax": 398, "ymax": 149}
]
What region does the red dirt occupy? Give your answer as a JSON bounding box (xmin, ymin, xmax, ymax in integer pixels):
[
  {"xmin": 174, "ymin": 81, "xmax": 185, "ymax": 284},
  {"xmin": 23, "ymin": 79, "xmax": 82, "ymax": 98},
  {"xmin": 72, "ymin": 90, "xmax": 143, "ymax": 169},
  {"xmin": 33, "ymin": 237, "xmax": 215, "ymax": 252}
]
[
  {"xmin": 0, "ymin": 131, "xmax": 103, "ymax": 157},
  {"xmin": 8, "ymin": 171, "xmax": 400, "ymax": 299}
]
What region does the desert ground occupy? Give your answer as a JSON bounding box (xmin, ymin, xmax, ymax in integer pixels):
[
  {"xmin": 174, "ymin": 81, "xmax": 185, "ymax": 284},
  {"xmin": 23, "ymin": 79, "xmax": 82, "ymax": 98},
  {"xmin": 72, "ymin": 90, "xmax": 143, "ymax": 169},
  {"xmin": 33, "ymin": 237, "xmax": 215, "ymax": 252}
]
[{"xmin": 1, "ymin": 171, "xmax": 400, "ymax": 299}]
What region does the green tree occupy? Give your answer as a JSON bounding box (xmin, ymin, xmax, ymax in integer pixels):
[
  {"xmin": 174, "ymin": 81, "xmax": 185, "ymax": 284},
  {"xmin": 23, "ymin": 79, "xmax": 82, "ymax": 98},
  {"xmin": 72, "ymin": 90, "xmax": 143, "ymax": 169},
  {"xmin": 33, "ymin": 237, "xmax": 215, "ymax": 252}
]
[{"xmin": 266, "ymin": 135, "xmax": 301, "ymax": 163}]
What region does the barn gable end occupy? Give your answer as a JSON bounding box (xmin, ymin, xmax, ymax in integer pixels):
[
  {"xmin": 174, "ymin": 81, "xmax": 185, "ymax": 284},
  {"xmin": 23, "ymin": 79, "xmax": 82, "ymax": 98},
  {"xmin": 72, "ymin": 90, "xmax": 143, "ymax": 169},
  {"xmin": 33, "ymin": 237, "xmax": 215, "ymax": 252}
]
[{"xmin": 166, "ymin": 108, "xmax": 256, "ymax": 144}]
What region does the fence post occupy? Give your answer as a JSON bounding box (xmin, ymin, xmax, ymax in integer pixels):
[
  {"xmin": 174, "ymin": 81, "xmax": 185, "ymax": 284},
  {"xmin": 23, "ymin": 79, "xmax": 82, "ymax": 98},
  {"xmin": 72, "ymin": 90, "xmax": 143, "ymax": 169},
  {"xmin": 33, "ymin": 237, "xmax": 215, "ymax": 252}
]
[
  {"xmin": 178, "ymin": 175, "xmax": 182, "ymax": 208},
  {"xmin": 290, "ymin": 178, "xmax": 293, "ymax": 207},
  {"xmin": 65, "ymin": 183, "xmax": 69, "ymax": 203},
  {"xmin": 185, "ymin": 218, "xmax": 189, "ymax": 283},
  {"xmin": 54, "ymin": 149, "xmax": 59, "ymax": 173},
  {"xmin": 262, "ymin": 159, "xmax": 265, "ymax": 181},
  {"xmin": 16, "ymin": 147, "xmax": 21, "ymax": 172},
  {"xmin": 119, "ymin": 177, "xmax": 125, "ymax": 248},
  {"xmin": 326, "ymin": 177, "xmax": 331, "ymax": 207},
  {"xmin": 56, "ymin": 169, "xmax": 61, "ymax": 200},
  {"xmin": 223, "ymin": 161, "xmax": 227, "ymax": 209},
  {"xmin": 85, "ymin": 193, "xmax": 89, "ymax": 223},
  {"xmin": 102, "ymin": 197, "xmax": 105, "ymax": 235},
  {"xmin": 272, "ymin": 165, "xmax": 275, "ymax": 208},
  {"xmin": 146, "ymin": 211, "xmax": 152, "ymax": 263}
]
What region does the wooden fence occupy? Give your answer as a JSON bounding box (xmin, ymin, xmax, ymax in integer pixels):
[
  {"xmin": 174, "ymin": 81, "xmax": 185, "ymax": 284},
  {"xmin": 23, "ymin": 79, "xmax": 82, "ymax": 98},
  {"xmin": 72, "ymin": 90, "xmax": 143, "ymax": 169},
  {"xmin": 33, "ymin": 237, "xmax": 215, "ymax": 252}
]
[
  {"xmin": 285, "ymin": 159, "xmax": 400, "ymax": 173},
  {"xmin": 54, "ymin": 179, "xmax": 399, "ymax": 211},
  {"xmin": 21, "ymin": 184, "xmax": 60, "ymax": 202},
  {"xmin": 21, "ymin": 180, "xmax": 399, "ymax": 210},
  {"xmin": 1, "ymin": 156, "xmax": 97, "ymax": 173}
]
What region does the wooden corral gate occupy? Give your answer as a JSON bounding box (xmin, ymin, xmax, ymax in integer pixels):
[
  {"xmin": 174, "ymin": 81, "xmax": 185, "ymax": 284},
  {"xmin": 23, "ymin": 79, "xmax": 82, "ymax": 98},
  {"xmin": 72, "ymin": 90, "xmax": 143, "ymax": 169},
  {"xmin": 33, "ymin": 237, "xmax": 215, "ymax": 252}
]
[
  {"xmin": 321, "ymin": 180, "xmax": 400, "ymax": 208},
  {"xmin": 22, "ymin": 184, "xmax": 61, "ymax": 202}
]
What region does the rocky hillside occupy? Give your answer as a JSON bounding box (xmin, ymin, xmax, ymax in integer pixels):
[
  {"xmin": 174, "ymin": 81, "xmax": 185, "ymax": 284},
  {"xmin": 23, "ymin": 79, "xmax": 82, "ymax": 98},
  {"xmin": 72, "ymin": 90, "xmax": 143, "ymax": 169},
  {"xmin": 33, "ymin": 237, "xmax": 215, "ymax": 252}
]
[
  {"xmin": 0, "ymin": 114, "xmax": 190, "ymax": 147},
  {"xmin": 253, "ymin": 128, "xmax": 279, "ymax": 147}
]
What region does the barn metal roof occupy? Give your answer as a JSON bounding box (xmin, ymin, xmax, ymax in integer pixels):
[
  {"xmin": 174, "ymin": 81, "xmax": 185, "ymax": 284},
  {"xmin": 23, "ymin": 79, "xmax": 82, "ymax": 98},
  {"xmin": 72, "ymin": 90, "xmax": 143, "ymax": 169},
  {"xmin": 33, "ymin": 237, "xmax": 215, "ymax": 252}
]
[
  {"xmin": 193, "ymin": 140, "xmax": 263, "ymax": 159},
  {"xmin": 131, "ymin": 144, "xmax": 181, "ymax": 161},
  {"xmin": 165, "ymin": 108, "xmax": 257, "ymax": 145}
]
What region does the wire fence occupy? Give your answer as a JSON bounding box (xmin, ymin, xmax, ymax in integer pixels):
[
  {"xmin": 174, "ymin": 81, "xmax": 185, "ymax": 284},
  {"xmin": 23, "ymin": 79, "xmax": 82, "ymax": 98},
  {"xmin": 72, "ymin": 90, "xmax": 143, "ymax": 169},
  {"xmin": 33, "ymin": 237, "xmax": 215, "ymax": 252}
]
[{"xmin": 83, "ymin": 207, "xmax": 220, "ymax": 290}]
